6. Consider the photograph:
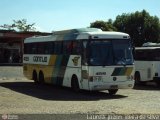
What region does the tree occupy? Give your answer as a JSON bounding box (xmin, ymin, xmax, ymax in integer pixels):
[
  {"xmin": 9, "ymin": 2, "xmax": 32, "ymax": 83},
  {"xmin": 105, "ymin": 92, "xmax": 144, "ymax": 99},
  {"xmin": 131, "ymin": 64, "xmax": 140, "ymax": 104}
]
[
  {"xmin": 0, "ymin": 24, "xmax": 15, "ymax": 30},
  {"xmin": 90, "ymin": 19, "xmax": 117, "ymax": 31},
  {"xmin": 113, "ymin": 10, "xmax": 160, "ymax": 47},
  {"xmin": 0, "ymin": 19, "xmax": 36, "ymax": 32}
]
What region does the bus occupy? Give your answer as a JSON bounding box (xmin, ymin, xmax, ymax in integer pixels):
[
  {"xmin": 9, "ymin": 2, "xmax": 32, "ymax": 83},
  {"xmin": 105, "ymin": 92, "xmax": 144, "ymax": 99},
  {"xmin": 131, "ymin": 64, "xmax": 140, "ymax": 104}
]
[
  {"xmin": 134, "ymin": 42, "xmax": 160, "ymax": 87},
  {"xmin": 23, "ymin": 28, "xmax": 135, "ymax": 95}
]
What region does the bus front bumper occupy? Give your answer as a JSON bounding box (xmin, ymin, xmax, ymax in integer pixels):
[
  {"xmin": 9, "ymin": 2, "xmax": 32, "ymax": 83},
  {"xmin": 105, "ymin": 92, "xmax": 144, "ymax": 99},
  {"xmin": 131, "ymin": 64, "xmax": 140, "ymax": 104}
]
[{"xmin": 89, "ymin": 80, "xmax": 135, "ymax": 91}]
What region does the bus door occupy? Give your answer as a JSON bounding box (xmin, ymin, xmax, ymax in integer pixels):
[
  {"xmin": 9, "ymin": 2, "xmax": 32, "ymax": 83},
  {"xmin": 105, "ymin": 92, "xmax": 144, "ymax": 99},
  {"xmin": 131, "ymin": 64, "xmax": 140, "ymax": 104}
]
[
  {"xmin": 81, "ymin": 41, "xmax": 90, "ymax": 90},
  {"xmin": 81, "ymin": 65, "xmax": 89, "ymax": 90}
]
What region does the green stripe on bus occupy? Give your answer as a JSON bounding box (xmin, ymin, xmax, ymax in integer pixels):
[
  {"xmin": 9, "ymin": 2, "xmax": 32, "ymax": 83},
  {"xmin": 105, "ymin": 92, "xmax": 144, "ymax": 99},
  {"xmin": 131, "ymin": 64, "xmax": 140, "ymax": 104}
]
[
  {"xmin": 111, "ymin": 67, "xmax": 129, "ymax": 76},
  {"xmin": 52, "ymin": 55, "xmax": 63, "ymax": 84},
  {"xmin": 119, "ymin": 67, "xmax": 127, "ymax": 75},
  {"xmin": 52, "ymin": 55, "xmax": 70, "ymax": 86},
  {"xmin": 56, "ymin": 55, "xmax": 70, "ymax": 86},
  {"xmin": 111, "ymin": 67, "xmax": 121, "ymax": 76}
]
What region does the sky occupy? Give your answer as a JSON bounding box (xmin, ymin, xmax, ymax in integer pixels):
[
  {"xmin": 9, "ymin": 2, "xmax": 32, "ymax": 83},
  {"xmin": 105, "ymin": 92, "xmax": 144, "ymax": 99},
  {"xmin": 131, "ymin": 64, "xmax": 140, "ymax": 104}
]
[{"xmin": 0, "ymin": 0, "xmax": 160, "ymax": 32}]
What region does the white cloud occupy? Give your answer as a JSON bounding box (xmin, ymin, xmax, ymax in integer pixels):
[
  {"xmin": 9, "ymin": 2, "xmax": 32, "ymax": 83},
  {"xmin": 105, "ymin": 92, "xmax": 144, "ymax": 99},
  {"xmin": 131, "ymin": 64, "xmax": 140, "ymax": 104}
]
[{"xmin": 34, "ymin": 26, "xmax": 47, "ymax": 32}]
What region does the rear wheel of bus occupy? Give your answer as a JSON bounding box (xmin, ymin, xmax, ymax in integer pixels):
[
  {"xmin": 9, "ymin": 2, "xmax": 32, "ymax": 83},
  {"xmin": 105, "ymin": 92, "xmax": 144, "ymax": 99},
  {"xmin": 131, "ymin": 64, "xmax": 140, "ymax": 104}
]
[
  {"xmin": 155, "ymin": 78, "xmax": 160, "ymax": 88},
  {"xmin": 134, "ymin": 72, "xmax": 145, "ymax": 85},
  {"xmin": 32, "ymin": 70, "xmax": 39, "ymax": 84},
  {"xmin": 108, "ymin": 89, "xmax": 118, "ymax": 95},
  {"xmin": 39, "ymin": 71, "xmax": 45, "ymax": 84}
]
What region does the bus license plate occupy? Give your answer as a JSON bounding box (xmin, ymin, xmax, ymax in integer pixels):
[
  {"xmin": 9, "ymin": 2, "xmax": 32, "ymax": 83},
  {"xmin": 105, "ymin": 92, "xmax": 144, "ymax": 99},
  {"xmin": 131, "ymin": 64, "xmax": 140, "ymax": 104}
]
[{"xmin": 110, "ymin": 85, "xmax": 118, "ymax": 89}]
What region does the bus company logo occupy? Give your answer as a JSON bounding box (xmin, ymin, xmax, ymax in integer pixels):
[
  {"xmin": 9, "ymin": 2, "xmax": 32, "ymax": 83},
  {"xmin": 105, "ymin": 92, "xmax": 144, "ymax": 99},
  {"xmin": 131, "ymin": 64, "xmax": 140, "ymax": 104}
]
[
  {"xmin": 2, "ymin": 114, "xmax": 8, "ymax": 120},
  {"xmin": 33, "ymin": 56, "xmax": 47, "ymax": 63},
  {"xmin": 72, "ymin": 57, "xmax": 80, "ymax": 66},
  {"xmin": 1, "ymin": 114, "xmax": 18, "ymax": 120}
]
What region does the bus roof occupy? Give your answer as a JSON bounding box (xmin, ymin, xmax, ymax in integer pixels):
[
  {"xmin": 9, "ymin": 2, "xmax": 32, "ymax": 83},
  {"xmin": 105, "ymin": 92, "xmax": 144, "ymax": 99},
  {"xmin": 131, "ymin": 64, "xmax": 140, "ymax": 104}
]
[
  {"xmin": 142, "ymin": 42, "xmax": 160, "ymax": 47},
  {"xmin": 136, "ymin": 47, "xmax": 160, "ymax": 50},
  {"xmin": 52, "ymin": 28, "xmax": 102, "ymax": 35},
  {"xmin": 24, "ymin": 28, "xmax": 130, "ymax": 43}
]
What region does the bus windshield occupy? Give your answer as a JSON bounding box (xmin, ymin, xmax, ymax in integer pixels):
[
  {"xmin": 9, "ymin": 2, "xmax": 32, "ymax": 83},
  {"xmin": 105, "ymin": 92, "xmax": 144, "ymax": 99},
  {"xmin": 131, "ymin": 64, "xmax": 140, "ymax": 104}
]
[{"xmin": 88, "ymin": 39, "xmax": 133, "ymax": 66}]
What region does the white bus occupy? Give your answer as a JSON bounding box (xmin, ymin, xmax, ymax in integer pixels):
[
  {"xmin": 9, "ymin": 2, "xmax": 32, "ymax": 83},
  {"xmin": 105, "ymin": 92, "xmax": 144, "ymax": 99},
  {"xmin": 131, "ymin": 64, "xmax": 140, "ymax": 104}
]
[
  {"xmin": 134, "ymin": 43, "xmax": 160, "ymax": 87},
  {"xmin": 23, "ymin": 28, "xmax": 135, "ymax": 95}
]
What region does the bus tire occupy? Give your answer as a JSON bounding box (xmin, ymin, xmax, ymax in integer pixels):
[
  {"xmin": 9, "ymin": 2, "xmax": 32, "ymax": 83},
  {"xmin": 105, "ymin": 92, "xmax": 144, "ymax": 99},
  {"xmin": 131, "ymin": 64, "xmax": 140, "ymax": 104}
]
[
  {"xmin": 155, "ymin": 78, "xmax": 160, "ymax": 88},
  {"xmin": 156, "ymin": 82, "xmax": 160, "ymax": 88},
  {"xmin": 32, "ymin": 70, "xmax": 39, "ymax": 84},
  {"xmin": 108, "ymin": 89, "xmax": 118, "ymax": 95},
  {"xmin": 71, "ymin": 75, "xmax": 80, "ymax": 92},
  {"xmin": 134, "ymin": 72, "xmax": 141, "ymax": 84},
  {"xmin": 39, "ymin": 71, "xmax": 45, "ymax": 84}
]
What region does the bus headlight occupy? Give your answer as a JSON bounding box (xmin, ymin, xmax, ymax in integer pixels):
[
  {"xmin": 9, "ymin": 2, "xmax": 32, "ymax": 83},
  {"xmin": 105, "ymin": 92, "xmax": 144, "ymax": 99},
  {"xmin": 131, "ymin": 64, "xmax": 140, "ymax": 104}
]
[
  {"xmin": 89, "ymin": 76, "xmax": 93, "ymax": 82},
  {"xmin": 127, "ymin": 75, "xmax": 134, "ymax": 80}
]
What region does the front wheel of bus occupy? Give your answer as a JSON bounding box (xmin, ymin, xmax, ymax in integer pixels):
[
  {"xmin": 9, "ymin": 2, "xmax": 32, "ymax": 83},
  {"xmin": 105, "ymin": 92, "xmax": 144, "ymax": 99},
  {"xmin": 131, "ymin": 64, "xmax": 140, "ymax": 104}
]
[
  {"xmin": 71, "ymin": 75, "xmax": 80, "ymax": 92},
  {"xmin": 108, "ymin": 89, "xmax": 118, "ymax": 95},
  {"xmin": 32, "ymin": 71, "xmax": 39, "ymax": 84},
  {"xmin": 134, "ymin": 72, "xmax": 141, "ymax": 85}
]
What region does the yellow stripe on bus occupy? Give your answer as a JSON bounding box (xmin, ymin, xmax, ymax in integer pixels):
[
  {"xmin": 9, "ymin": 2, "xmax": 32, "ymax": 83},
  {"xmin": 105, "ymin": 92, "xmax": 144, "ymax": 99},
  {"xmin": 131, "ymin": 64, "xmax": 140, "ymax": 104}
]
[
  {"xmin": 49, "ymin": 55, "xmax": 57, "ymax": 65},
  {"xmin": 125, "ymin": 67, "xmax": 133, "ymax": 76}
]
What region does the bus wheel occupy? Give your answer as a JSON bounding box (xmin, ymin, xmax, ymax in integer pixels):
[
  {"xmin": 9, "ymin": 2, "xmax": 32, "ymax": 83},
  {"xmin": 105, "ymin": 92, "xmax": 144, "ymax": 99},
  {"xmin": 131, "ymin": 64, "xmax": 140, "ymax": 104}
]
[
  {"xmin": 71, "ymin": 75, "xmax": 80, "ymax": 92},
  {"xmin": 155, "ymin": 80, "xmax": 160, "ymax": 88},
  {"xmin": 108, "ymin": 89, "xmax": 118, "ymax": 95},
  {"xmin": 32, "ymin": 71, "xmax": 39, "ymax": 84},
  {"xmin": 39, "ymin": 71, "xmax": 45, "ymax": 84},
  {"xmin": 134, "ymin": 72, "xmax": 141, "ymax": 85}
]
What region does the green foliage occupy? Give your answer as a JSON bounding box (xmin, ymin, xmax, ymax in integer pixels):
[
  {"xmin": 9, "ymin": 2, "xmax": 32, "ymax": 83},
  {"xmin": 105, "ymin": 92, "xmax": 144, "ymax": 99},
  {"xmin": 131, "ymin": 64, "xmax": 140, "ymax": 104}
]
[
  {"xmin": 90, "ymin": 10, "xmax": 160, "ymax": 47},
  {"xmin": 0, "ymin": 24, "xmax": 15, "ymax": 30},
  {"xmin": 13, "ymin": 19, "xmax": 36, "ymax": 32},
  {"xmin": 113, "ymin": 10, "xmax": 160, "ymax": 46},
  {"xmin": 0, "ymin": 19, "xmax": 36, "ymax": 32},
  {"xmin": 90, "ymin": 19, "xmax": 117, "ymax": 31}
]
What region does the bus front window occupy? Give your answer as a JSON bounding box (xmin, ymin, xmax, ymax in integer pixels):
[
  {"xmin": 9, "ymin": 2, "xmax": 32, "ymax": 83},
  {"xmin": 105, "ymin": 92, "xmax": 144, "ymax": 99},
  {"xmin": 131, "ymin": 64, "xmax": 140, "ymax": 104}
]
[
  {"xmin": 112, "ymin": 40, "xmax": 133, "ymax": 65},
  {"xmin": 88, "ymin": 40, "xmax": 133, "ymax": 66},
  {"xmin": 88, "ymin": 41, "xmax": 113, "ymax": 66}
]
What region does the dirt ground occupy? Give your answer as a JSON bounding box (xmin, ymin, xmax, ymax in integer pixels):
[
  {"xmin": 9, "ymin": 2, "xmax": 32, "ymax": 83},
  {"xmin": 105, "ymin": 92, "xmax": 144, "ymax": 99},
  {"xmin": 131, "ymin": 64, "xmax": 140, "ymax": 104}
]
[{"xmin": 0, "ymin": 66, "xmax": 160, "ymax": 120}]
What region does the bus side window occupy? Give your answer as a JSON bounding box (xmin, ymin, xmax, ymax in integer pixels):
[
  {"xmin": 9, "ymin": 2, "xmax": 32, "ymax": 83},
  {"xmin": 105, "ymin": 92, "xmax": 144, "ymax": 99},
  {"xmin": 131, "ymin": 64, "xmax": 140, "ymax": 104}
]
[
  {"xmin": 135, "ymin": 50, "xmax": 145, "ymax": 60},
  {"xmin": 63, "ymin": 41, "xmax": 72, "ymax": 54},
  {"xmin": 155, "ymin": 49, "xmax": 160, "ymax": 61},
  {"xmin": 37, "ymin": 42, "xmax": 44, "ymax": 54},
  {"xmin": 49, "ymin": 42, "xmax": 55, "ymax": 54},
  {"xmin": 135, "ymin": 50, "xmax": 151, "ymax": 61},
  {"xmin": 72, "ymin": 41, "xmax": 82, "ymax": 55},
  {"xmin": 147, "ymin": 51, "xmax": 153, "ymax": 61},
  {"xmin": 44, "ymin": 43, "xmax": 48, "ymax": 54},
  {"xmin": 54, "ymin": 42, "xmax": 63, "ymax": 54},
  {"xmin": 43, "ymin": 42, "xmax": 54, "ymax": 54},
  {"xmin": 24, "ymin": 44, "xmax": 29, "ymax": 54},
  {"xmin": 31, "ymin": 43, "xmax": 37, "ymax": 54},
  {"xmin": 72, "ymin": 41, "xmax": 76, "ymax": 54}
]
